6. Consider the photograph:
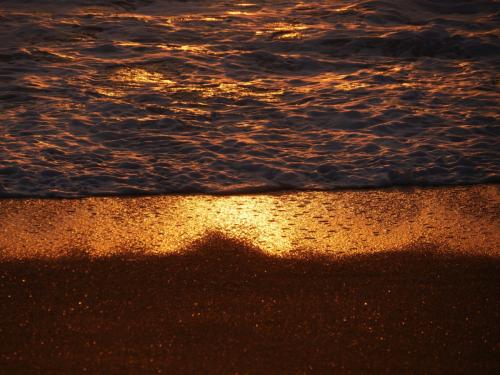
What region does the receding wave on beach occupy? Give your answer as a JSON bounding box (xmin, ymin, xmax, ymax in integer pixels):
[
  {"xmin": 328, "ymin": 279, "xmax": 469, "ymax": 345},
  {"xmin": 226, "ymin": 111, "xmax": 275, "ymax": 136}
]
[{"xmin": 0, "ymin": 0, "xmax": 499, "ymax": 197}]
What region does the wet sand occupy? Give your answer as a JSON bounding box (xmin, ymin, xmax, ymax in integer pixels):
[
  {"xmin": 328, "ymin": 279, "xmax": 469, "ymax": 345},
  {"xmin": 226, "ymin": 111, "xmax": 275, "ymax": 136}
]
[
  {"xmin": 0, "ymin": 185, "xmax": 499, "ymax": 373},
  {"xmin": 1, "ymin": 185, "xmax": 499, "ymax": 258}
]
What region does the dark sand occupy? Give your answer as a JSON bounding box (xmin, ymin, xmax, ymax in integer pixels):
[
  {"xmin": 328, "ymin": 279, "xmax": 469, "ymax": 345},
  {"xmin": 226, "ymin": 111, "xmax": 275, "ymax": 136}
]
[{"xmin": 1, "ymin": 233, "xmax": 499, "ymax": 374}]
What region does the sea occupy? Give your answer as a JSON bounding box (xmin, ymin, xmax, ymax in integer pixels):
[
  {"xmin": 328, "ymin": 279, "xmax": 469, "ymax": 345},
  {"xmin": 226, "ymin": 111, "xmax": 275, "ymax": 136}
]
[{"xmin": 0, "ymin": 0, "xmax": 498, "ymax": 197}]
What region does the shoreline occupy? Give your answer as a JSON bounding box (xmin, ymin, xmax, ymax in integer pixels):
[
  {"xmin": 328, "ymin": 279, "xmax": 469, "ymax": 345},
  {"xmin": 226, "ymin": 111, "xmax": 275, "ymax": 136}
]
[
  {"xmin": 1, "ymin": 184, "xmax": 498, "ymax": 259},
  {"xmin": 1, "ymin": 180, "xmax": 499, "ymax": 200}
]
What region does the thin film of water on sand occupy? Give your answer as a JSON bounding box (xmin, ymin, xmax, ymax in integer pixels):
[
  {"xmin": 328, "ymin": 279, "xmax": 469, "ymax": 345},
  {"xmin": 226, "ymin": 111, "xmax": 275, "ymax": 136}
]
[{"xmin": 0, "ymin": 185, "xmax": 498, "ymax": 259}]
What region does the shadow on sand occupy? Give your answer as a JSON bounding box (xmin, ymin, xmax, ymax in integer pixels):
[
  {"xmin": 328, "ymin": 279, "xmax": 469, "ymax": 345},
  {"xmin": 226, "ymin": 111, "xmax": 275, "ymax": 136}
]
[{"xmin": 1, "ymin": 232, "xmax": 499, "ymax": 373}]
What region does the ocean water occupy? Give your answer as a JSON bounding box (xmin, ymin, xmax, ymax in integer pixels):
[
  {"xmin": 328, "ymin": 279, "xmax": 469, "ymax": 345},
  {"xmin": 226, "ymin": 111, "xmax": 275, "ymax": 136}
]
[{"xmin": 0, "ymin": 0, "xmax": 498, "ymax": 197}]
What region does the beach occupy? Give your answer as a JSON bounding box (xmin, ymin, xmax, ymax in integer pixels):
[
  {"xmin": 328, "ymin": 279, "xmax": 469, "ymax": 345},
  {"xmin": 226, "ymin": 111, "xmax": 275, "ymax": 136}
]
[
  {"xmin": 1, "ymin": 185, "xmax": 499, "ymax": 373},
  {"xmin": 0, "ymin": 0, "xmax": 499, "ymax": 372},
  {"xmin": 1, "ymin": 184, "xmax": 499, "ymax": 259}
]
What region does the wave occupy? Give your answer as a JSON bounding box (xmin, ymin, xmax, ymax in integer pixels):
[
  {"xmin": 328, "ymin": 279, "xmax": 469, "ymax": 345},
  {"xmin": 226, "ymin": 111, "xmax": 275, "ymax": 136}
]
[{"xmin": 0, "ymin": 0, "xmax": 498, "ymax": 198}]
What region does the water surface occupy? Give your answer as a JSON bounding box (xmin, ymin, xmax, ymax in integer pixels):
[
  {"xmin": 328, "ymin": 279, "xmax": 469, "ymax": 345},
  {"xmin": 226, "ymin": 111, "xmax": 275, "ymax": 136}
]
[{"xmin": 0, "ymin": 0, "xmax": 498, "ymax": 197}]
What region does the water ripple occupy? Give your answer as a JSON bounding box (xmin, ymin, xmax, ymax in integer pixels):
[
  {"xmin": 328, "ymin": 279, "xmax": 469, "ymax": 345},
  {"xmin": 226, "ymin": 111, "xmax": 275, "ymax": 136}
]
[{"xmin": 0, "ymin": 0, "xmax": 498, "ymax": 197}]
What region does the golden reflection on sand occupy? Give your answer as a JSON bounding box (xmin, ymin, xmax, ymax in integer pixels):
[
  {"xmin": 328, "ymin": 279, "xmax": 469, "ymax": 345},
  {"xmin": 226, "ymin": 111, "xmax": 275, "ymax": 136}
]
[{"xmin": 0, "ymin": 185, "xmax": 498, "ymax": 259}]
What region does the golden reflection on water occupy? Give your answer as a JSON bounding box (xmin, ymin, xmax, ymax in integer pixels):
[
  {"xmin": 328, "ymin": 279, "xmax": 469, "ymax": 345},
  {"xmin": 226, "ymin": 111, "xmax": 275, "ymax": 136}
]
[
  {"xmin": 256, "ymin": 22, "xmax": 308, "ymax": 40},
  {"xmin": 0, "ymin": 186, "xmax": 498, "ymax": 260},
  {"xmin": 95, "ymin": 87, "xmax": 123, "ymax": 97},
  {"xmin": 114, "ymin": 41, "xmax": 143, "ymax": 48},
  {"xmin": 235, "ymin": 3, "xmax": 259, "ymax": 7},
  {"xmin": 113, "ymin": 67, "xmax": 175, "ymax": 87},
  {"xmin": 108, "ymin": 67, "xmax": 283, "ymax": 102},
  {"xmin": 158, "ymin": 44, "xmax": 211, "ymax": 53},
  {"xmin": 226, "ymin": 11, "xmax": 252, "ymax": 16}
]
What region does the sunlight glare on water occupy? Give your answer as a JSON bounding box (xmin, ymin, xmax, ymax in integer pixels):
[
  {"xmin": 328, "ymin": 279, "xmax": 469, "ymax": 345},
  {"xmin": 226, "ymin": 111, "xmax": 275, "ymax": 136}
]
[{"xmin": 0, "ymin": 0, "xmax": 498, "ymax": 197}]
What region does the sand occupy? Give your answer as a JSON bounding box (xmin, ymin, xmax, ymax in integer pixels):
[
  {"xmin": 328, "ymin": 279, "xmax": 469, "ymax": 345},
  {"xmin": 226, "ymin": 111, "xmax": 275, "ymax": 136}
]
[
  {"xmin": 0, "ymin": 185, "xmax": 499, "ymax": 373},
  {"xmin": 1, "ymin": 184, "xmax": 499, "ymax": 259}
]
